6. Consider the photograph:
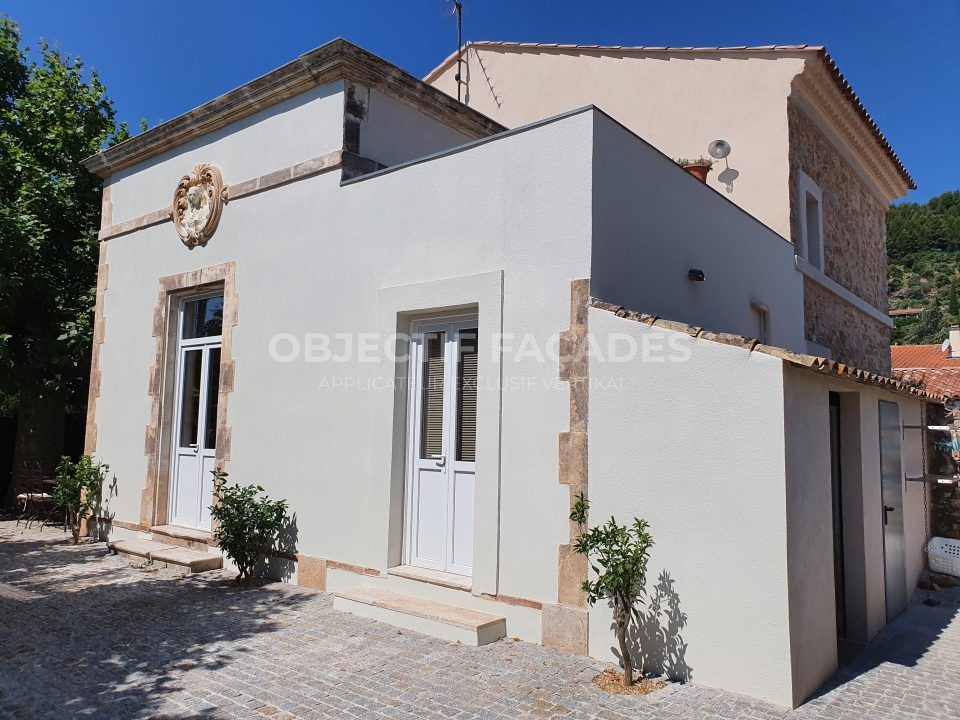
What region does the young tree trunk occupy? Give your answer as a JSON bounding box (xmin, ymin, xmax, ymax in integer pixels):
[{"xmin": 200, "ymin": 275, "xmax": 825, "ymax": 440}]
[{"xmin": 617, "ymin": 618, "xmax": 633, "ymax": 687}]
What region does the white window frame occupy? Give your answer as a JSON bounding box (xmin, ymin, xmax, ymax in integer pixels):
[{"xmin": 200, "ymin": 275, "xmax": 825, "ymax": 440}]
[{"xmin": 797, "ymin": 169, "xmax": 825, "ymax": 270}]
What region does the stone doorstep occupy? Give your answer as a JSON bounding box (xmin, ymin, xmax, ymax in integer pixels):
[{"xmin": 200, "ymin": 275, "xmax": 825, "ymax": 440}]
[
  {"xmin": 387, "ymin": 564, "xmax": 471, "ymax": 592},
  {"xmin": 332, "ymin": 586, "xmax": 506, "ymax": 647},
  {"xmin": 107, "ymin": 538, "xmax": 222, "ymax": 574},
  {"xmin": 151, "ymin": 546, "xmax": 222, "ymax": 573},
  {"xmin": 107, "ymin": 538, "xmax": 176, "ymax": 560},
  {"xmin": 150, "ymin": 524, "xmax": 213, "ymax": 551}
]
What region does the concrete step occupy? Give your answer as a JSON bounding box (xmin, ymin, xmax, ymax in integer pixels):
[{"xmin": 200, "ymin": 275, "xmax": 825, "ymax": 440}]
[
  {"xmin": 150, "ymin": 524, "xmax": 213, "ymax": 551},
  {"xmin": 107, "ymin": 538, "xmax": 175, "ymax": 560},
  {"xmin": 108, "ymin": 538, "xmax": 222, "ymax": 574},
  {"xmin": 332, "ymin": 586, "xmax": 506, "ymax": 646}
]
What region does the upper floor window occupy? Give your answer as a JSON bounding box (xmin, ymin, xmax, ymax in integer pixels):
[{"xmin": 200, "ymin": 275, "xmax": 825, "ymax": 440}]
[{"xmin": 797, "ymin": 170, "xmax": 824, "ymax": 270}]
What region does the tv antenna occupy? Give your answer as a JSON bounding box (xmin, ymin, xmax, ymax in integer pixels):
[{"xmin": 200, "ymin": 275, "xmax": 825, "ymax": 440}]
[{"xmin": 450, "ymin": 0, "xmax": 465, "ymax": 101}]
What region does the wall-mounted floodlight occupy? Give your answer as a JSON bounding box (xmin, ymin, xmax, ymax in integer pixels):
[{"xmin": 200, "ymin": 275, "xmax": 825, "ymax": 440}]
[
  {"xmin": 688, "ymin": 268, "xmax": 705, "ymax": 282},
  {"xmin": 708, "ymin": 139, "xmax": 731, "ymax": 159}
]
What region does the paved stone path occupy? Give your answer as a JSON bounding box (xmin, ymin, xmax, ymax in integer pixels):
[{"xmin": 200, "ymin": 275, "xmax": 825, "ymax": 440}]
[{"xmin": 0, "ymin": 521, "xmax": 957, "ymax": 719}]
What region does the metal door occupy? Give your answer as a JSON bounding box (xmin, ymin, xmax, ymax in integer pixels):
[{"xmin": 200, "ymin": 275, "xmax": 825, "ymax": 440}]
[
  {"xmin": 405, "ymin": 317, "xmax": 477, "ymax": 576},
  {"xmin": 169, "ymin": 295, "xmax": 223, "ymax": 530},
  {"xmin": 879, "ymin": 401, "xmax": 907, "ymax": 621}
]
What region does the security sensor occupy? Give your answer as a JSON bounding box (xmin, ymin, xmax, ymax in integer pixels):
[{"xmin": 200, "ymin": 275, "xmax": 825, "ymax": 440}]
[{"xmin": 708, "ymin": 140, "xmax": 731, "ymax": 160}]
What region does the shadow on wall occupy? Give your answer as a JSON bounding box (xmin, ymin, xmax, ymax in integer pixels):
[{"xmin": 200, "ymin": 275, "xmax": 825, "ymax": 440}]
[
  {"xmin": 92, "ymin": 474, "xmax": 118, "ymax": 540},
  {"xmin": 614, "ymin": 569, "xmax": 693, "ymax": 682},
  {"xmin": 257, "ymin": 513, "xmax": 299, "ymax": 582}
]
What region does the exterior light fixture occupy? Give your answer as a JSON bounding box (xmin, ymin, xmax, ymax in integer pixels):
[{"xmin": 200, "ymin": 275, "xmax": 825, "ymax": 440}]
[{"xmin": 688, "ymin": 268, "xmax": 705, "ymax": 282}]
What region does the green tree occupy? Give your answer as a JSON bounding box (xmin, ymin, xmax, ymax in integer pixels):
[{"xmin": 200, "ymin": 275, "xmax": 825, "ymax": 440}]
[
  {"xmin": 570, "ymin": 494, "xmax": 654, "ymax": 688},
  {"xmin": 0, "ymin": 17, "xmax": 127, "ymax": 498},
  {"xmin": 947, "ymin": 277, "xmax": 960, "ymax": 318},
  {"xmin": 900, "ymin": 303, "xmax": 946, "ymax": 346}
]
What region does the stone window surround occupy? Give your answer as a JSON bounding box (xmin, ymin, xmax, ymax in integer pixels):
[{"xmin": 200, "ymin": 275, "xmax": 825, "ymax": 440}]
[
  {"xmin": 140, "ymin": 262, "xmax": 238, "ymax": 529},
  {"xmin": 796, "ymin": 169, "xmax": 825, "ymax": 271}
]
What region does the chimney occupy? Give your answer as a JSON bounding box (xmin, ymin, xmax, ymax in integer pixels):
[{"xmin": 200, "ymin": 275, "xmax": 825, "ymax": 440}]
[{"xmin": 950, "ymin": 324, "xmax": 960, "ymax": 358}]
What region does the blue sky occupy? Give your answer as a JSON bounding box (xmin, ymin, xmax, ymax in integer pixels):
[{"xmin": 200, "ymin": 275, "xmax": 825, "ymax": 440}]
[{"xmin": 4, "ymin": 0, "xmax": 957, "ymax": 203}]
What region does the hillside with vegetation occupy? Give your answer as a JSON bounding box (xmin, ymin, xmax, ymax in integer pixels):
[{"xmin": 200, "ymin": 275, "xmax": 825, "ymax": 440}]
[{"xmin": 888, "ymin": 191, "xmax": 960, "ymax": 345}]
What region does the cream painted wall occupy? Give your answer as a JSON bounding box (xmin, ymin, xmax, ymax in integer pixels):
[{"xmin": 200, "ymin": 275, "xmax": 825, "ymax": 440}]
[
  {"xmin": 780, "ymin": 366, "xmax": 927, "ymax": 703},
  {"xmin": 590, "ymin": 112, "xmax": 806, "ymax": 353},
  {"xmin": 356, "ymin": 88, "xmax": 475, "ymax": 168},
  {"xmin": 780, "ymin": 368, "xmax": 842, "ymax": 706},
  {"xmin": 587, "ymin": 308, "xmax": 795, "ymax": 707},
  {"xmin": 108, "ymin": 82, "xmax": 347, "ymax": 224},
  {"xmin": 95, "ymin": 109, "xmax": 595, "ymax": 614},
  {"xmin": 430, "ymin": 48, "xmax": 808, "ymax": 240}
]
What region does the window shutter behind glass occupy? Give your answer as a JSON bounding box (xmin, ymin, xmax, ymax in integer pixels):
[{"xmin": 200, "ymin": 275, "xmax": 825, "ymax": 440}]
[
  {"xmin": 420, "ymin": 332, "xmax": 445, "ymax": 459},
  {"xmin": 457, "ymin": 330, "xmax": 478, "ymax": 462}
]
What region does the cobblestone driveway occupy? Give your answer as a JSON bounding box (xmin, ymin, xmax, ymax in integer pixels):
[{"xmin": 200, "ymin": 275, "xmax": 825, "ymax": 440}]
[{"xmin": 0, "ymin": 521, "xmax": 957, "ymax": 719}]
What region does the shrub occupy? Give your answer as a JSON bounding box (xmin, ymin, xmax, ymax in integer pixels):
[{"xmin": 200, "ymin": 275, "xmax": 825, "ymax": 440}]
[
  {"xmin": 571, "ymin": 494, "xmax": 654, "ymax": 688},
  {"xmin": 53, "ymin": 455, "xmax": 108, "ymax": 544},
  {"xmin": 209, "ymin": 468, "xmax": 288, "ymax": 583}
]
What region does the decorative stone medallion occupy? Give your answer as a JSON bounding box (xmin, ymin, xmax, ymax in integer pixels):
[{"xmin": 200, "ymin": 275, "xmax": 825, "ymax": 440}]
[{"xmin": 172, "ymin": 164, "xmax": 225, "ymax": 247}]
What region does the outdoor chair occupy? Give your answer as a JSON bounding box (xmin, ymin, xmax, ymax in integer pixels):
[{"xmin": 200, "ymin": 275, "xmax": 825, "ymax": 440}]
[{"xmin": 14, "ymin": 460, "xmax": 58, "ymax": 529}]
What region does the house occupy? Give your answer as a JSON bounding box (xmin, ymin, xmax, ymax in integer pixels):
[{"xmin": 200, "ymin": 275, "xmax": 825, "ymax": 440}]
[
  {"xmin": 426, "ymin": 42, "xmax": 916, "ymax": 375},
  {"xmin": 83, "ymin": 39, "xmax": 933, "ymax": 709},
  {"xmin": 892, "ymin": 329, "xmax": 960, "ymax": 539}
]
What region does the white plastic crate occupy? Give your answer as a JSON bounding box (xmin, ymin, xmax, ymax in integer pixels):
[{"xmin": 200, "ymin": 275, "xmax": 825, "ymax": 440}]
[{"xmin": 927, "ymin": 537, "xmax": 960, "ymax": 578}]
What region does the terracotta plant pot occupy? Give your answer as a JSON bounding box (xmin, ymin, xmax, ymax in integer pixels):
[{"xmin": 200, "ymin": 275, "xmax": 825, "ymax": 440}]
[{"xmin": 682, "ymin": 163, "xmax": 712, "ymax": 183}]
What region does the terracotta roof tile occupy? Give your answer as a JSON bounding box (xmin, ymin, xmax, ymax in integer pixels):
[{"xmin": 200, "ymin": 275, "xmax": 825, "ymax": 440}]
[
  {"xmin": 894, "ymin": 368, "xmax": 960, "ymax": 400},
  {"xmin": 591, "ymin": 299, "xmax": 943, "ymax": 402},
  {"xmin": 891, "ymin": 344, "xmax": 960, "ymax": 370}
]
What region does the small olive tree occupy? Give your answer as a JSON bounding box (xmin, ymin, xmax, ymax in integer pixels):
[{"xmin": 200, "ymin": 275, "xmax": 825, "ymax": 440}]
[
  {"xmin": 571, "ymin": 494, "xmax": 654, "ymax": 687},
  {"xmin": 53, "ymin": 455, "xmax": 108, "ymax": 543},
  {"xmin": 209, "ymin": 468, "xmax": 288, "ymax": 583}
]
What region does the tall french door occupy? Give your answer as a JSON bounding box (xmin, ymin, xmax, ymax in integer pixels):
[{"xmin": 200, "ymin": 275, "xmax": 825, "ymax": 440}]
[
  {"xmin": 169, "ymin": 294, "xmax": 223, "ymax": 530},
  {"xmin": 404, "ymin": 316, "xmax": 478, "ymax": 576}
]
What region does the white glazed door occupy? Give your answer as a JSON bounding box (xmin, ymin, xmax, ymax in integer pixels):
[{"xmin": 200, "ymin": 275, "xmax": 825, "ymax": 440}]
[
  {"xmin": 406, "ymin": 318, "xmax": 478, "ymax": 576},
  {"xmin": 170, "ymin": 295, "xmax": 223, "ymax": 530}
]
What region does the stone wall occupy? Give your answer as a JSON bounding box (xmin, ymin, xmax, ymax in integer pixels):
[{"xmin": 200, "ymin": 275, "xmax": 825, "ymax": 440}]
[
  {"xmin": 803, "ymin": 277, "xmax": 891, "ymax": 374},
  {"xmin": 788, "ymin": 100, "xmax": 891, "ymax": 375}
]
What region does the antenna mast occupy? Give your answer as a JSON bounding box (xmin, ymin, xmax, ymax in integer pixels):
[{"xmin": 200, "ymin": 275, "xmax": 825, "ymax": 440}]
[{"xmin": 454, "ymin": 0, "xmax": 464, "ymax": 102}]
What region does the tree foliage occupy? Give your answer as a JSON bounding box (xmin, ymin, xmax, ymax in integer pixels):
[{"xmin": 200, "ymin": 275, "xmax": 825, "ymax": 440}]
[
  {"xmin": 0, "ymin": 16, "xmax": 128, "ymax": 410},
  {"xmin": 571, "ymin": 494, "xmax": 654, "ymax": 687},
  {"xmin": 888, "ymin": 191, "xmax": 960, "ymax": 345}
]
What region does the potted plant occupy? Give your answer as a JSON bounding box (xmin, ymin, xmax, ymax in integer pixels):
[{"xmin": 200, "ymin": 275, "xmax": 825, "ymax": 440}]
[
  {"xmin": 53, "ymin": 455, "xmax": 109, "ymax": 543},
  {"xmin": 675, "ymin": 157, "xmax": 715, "ymax": 183}
]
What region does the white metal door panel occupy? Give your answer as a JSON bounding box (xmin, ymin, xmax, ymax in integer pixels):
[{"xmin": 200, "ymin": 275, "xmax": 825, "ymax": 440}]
[
  {"xmin": 879, "ymin": 401, "xmax": 908, "ymax": 622},
  {"xmin": 172, "ymin": 453, "xmax": 201, "ymax": 527},
  {"xmin": 198, "ymin": 453, "xmax": 217, "ymax": 529},
  {"xmin": 413, "ymin": 468, "xmax": 448, "ymax": 568},
  {"xmin": 404, "ymin": 318, "xmax": 477, "ymax": 577},
  {"xmin": 449, "ymin": 469, "xmax": 475, "ymax": 574}
]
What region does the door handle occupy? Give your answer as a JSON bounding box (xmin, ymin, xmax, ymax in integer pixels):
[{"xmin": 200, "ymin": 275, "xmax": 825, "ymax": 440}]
[
  {"xmin": 883, "ymin": 505, "xmax": 896, "ymax": 525},
  {"xmin": 435, "ymin": 455, "xmax": 446, "ymax": 468},
  {"xmin": 189, "ymin": 443, "xmax": 199, "ymax": 454}
]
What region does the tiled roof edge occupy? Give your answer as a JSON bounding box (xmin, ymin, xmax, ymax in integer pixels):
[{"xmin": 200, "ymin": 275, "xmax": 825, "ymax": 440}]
[{"xmin": 591, "ymin": 299, "xmax": 944, "ymax": 402}]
